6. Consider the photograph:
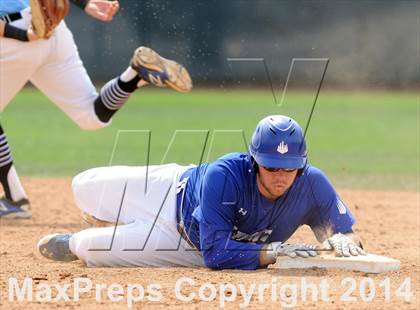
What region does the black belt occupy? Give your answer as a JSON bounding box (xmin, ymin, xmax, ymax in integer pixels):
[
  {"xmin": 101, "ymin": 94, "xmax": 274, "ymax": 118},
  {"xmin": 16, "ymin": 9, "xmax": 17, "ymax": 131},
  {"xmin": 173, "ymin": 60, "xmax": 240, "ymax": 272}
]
[
  {"xmin": 176, "ymin": 176, "xmax": 196, "ymax": 248},
  {"xmin": 0, "ymin": 12, "xmax": 23, "ymax": 24}
]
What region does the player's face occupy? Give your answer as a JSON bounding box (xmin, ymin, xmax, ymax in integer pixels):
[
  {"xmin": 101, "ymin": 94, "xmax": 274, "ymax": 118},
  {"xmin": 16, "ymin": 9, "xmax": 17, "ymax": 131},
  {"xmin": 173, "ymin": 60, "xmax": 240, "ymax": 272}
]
[{"xmin": 256, "ymin": 166, "xmax": 298, "ymax": 200}]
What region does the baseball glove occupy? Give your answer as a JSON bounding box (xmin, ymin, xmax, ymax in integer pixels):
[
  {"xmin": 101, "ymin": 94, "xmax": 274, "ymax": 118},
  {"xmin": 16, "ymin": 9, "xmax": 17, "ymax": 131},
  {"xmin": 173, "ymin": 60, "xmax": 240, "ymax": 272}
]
[{"xmin": 30, "ymin": 0, "xmax": 70, "ymax": 38}]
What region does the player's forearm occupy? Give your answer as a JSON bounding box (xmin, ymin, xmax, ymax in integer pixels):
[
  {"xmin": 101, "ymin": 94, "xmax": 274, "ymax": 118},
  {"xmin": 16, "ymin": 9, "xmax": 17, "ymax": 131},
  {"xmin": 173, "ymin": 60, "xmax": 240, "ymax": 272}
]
[
  {"xmin": 204, "ymin": 246, "xmax": 263, "ymax": 270},
  {"xmin": 259, "ymin": 244, "xmax": 276, "ymax": 266},
  {"xmin": 201, "ymin": 236, "xmax": 263, "ymax": 270}
]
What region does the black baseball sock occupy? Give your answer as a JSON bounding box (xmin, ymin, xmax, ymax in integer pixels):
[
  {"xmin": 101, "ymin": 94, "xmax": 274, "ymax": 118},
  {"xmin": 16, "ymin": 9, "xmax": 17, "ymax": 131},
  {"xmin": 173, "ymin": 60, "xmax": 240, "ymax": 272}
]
[
  {"xmin": 0, "ymin": 124, "xmax": 28, "ymax": 201},
  {"xmin": 94, "ymin": 69, "xmax": 141, "ymax": 123},
  {"xmin": 0, "ymin": 129, "xmax": 13, "ymax": 199}
]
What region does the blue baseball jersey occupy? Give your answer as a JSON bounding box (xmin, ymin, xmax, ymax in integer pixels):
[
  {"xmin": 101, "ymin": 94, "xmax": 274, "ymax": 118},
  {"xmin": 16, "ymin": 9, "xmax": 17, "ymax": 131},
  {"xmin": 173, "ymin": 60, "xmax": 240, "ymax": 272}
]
[
  {"xmin": 0, "ymin": 0, "xmax": 28, "ymax": 16},
  {"xmin": 178, "ymin": 153, "xmax": 355, "ymax": 270}
]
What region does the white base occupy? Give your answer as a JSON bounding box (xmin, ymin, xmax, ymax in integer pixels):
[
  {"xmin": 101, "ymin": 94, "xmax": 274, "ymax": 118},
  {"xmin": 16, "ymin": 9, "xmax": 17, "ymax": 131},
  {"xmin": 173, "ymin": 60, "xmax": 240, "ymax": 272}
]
[{"xmin": 269, "ymin": 253, "xmax": 400, "ymax": 273}]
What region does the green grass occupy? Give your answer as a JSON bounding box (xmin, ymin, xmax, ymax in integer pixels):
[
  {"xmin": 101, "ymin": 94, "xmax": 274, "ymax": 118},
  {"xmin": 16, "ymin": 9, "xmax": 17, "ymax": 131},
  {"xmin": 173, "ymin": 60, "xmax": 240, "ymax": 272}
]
[{"xmin": 1, "ymin": 87, "xmax": 419, "ymax": 191}]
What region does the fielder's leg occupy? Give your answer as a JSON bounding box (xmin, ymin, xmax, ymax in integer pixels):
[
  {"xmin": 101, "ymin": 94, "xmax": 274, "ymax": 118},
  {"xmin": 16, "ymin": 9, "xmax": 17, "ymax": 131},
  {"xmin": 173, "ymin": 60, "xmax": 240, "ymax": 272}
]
[
  {"xmin": 0, "ymin": 124, "xmax": 31, "ymax": 218},
  {"xmin": 0, "ymin": 9, "xmax": 52, "ymax": 219},
  {"xmin": 0, "ymin": 8, "xmax": 46, "ymax": 111},
  {"xmin": 31, "ymin": 22, "xmax": 192, "ymax": 129}
]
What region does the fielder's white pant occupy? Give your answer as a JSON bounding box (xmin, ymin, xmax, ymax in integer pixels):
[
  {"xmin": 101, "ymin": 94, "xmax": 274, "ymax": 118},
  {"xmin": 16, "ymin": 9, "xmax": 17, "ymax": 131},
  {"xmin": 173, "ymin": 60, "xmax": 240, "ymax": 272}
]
[
  {"xmin": 0, "ymin": 8, "xmax": 108, "ymax": 130},
  {"xmin": 70, "ymin": 164, "xmax": 204, "ymax": 267}
]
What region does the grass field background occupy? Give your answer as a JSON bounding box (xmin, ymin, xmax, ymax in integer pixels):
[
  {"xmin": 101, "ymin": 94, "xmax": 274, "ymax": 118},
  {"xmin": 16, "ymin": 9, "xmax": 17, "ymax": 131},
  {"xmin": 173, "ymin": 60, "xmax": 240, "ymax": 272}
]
[{"xmin": 0, "ymin": 87, "xmax": 418, "ymax": 191}]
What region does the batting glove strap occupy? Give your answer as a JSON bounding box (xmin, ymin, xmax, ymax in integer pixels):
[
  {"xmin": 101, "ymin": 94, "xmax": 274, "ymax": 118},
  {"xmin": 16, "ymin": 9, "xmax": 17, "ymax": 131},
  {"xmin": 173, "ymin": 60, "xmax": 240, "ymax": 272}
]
[
  {"xmin": 266, "ymin": 242, "xmax": 318, "ymax": 261},
  {"xmin": 325, "ymin": 233, "xmax": 366, "ymax": 257}
]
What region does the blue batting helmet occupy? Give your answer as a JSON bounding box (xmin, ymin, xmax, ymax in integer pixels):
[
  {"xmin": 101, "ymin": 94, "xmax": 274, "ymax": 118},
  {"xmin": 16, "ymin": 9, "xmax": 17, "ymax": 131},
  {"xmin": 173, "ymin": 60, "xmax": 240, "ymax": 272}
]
[{"xmin": 249, "ymin": 115, "xmax": 307, "ymax": 169}]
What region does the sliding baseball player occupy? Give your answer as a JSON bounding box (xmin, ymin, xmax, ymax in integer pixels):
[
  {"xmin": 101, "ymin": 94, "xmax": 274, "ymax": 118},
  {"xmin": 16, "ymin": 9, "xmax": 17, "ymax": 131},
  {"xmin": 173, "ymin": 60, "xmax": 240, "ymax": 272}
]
[
  {"xmin": 38, "ymin": 115, "xmax": 365, "ymax": 270},
  {"xmin": 0, "ymin": 0, "xmax": 192, "ymax": 218}
]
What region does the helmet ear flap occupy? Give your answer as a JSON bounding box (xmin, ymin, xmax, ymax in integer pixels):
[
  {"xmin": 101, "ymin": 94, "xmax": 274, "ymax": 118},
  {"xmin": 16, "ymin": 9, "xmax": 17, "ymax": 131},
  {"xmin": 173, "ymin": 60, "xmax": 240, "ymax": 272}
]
[
  {"xmin": 250, "ymin": 156, "xmax": 260, "ymax": 173},
  {"xmin": 297, "ymin": 163, "xmax": 307, "ymax": 176}
]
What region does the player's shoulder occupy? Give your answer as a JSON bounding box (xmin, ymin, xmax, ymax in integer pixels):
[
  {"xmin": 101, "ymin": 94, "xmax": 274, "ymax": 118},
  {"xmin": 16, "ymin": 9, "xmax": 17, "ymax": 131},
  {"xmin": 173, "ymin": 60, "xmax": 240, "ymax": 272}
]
[
  {"xmin": 205, "ymin": 153, "xmax": 252, "ymax": 179},
  {"xmin": 209, "ymin": 152, "xmax": 250, "ymax": 168},
  {"xmin": 301, "ymin": 164, "xmax": 335, "ymax": 192},
  {"xmin": 218, "ymin": 152, "xmax": 250, "ymax": 164},
  {"xmin": 304, "ymin": 164, "xmax": 327, "ymax": 179}
]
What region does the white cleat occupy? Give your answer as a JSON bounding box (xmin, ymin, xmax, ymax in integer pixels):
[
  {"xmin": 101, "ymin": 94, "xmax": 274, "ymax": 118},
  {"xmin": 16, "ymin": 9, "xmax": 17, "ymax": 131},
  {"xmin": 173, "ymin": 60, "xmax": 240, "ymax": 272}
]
[{"xmin": 130, "ymin": 46, "xmax": 193, "ymax": 93}]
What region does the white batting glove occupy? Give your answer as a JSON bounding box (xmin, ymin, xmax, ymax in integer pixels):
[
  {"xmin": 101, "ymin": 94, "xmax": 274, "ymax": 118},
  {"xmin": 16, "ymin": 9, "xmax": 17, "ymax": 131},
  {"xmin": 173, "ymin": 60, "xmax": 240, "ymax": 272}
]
[
  {"xmin": 267, "ymin": 242, "xmax": 318, "ymax": 261},
  {"xmin": 324, "ymin": 233, "xmax": 366, "ymax": 257}
]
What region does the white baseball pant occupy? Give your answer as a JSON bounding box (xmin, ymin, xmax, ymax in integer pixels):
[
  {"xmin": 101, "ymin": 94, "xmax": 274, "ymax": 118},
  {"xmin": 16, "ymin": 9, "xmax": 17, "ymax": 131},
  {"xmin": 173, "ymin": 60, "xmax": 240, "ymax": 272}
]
[
  {"xmin": 70, "ymin": 164, "xmax": 204, "ymax": 267},
  {"xmin": 0, "ymin": 8, "xmax": 108, "ymax": 130}
]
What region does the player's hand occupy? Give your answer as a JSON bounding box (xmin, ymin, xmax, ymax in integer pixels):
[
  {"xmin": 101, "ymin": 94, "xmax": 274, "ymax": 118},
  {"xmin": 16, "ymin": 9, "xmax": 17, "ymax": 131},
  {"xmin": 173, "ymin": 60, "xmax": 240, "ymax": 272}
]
[
  {"xmin": 85, "ymin": 0, "xmax": 120, "ymax": 22},
  {"xmin": 269, "ymin": 242, "xmax": 318, "ymax": 259},
  {"xmin": 324, "ymin": 233, "xmax": 366, "ymax": 257}
]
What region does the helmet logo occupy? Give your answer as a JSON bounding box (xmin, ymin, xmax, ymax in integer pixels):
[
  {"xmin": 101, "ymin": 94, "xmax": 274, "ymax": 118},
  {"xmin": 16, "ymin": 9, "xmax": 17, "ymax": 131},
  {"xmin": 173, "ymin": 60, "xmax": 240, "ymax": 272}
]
[{"xmin": 277, "ymin": 141, "xmax": 288, "ymax": 154}]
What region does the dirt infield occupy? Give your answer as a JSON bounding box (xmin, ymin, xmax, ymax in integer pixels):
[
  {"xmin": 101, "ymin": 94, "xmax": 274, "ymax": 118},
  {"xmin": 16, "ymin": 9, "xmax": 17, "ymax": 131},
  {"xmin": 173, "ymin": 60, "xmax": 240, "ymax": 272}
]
[{"xmin": 1, "ymin": 177, "xmax": 419, "ymax": 309}]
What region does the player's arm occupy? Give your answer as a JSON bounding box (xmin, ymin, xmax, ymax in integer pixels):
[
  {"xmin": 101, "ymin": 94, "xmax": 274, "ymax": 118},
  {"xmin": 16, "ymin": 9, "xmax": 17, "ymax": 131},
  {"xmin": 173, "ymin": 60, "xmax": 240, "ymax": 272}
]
[
  {"xmin": 200, "ymin": 165, "xmax": 318, "ymax": 269},
  {"xmin": 0, "ymin": 20, "xmax": 39, "ymax": 41},
  {"xmin": 71, "ymin": 0, "xmax": 119, "ymax": 21},
  {"xmin": 306, "ymin": 167, "xmax": 365, "ymax": 256},
  {"xmin": 199, "ymin": 166, "xmax": 264, "ymax": 270}
]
